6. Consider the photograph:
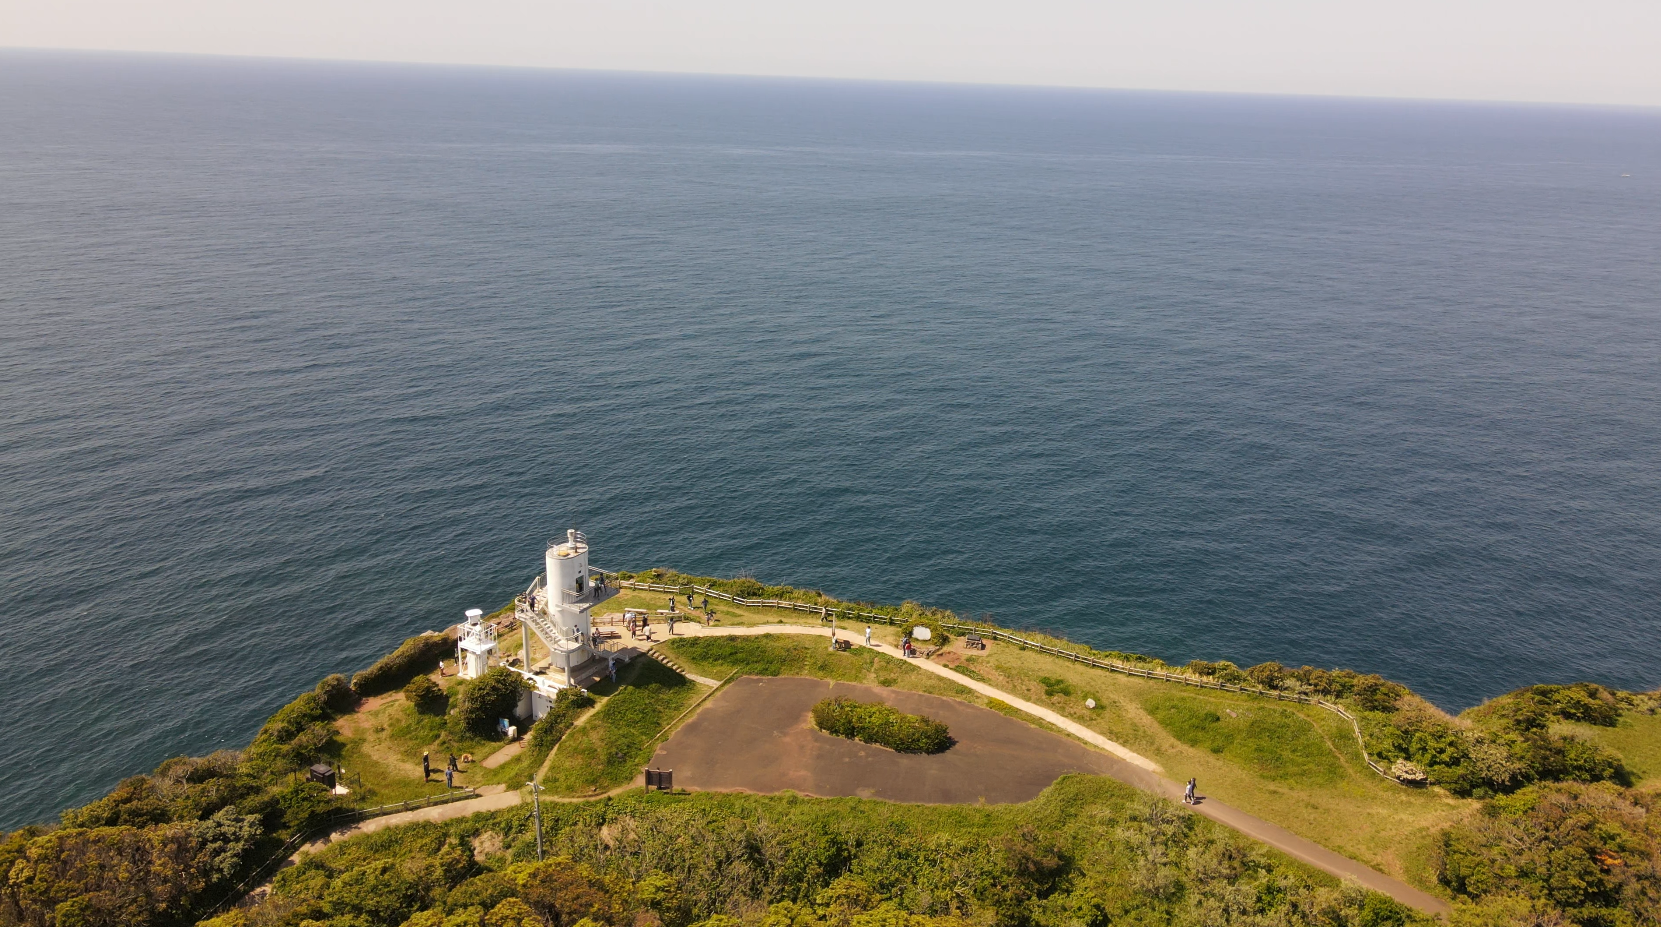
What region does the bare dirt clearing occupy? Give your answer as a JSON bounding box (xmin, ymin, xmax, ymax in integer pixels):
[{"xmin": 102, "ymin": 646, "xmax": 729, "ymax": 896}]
[{"xmin": 649, "ymin": 676, "xmax": 1129, "ymax": 804}]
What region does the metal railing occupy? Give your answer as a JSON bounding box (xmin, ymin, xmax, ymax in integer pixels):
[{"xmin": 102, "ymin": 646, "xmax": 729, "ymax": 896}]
[{"xmin": 613, "ymin": 577, "xmax": 1397, "ymax": 783}]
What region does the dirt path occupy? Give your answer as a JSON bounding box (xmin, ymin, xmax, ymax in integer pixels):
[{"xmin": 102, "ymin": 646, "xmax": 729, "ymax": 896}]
[
  {"xmin": 298, "ymin": 786, "xmax": 522, "ymax": 856},
  {"xmin": 646, "ymin": 624, "xmax": 1450, "ymax": 917}
]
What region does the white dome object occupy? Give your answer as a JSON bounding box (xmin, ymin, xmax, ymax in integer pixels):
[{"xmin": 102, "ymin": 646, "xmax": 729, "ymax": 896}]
[
  {"xmin": 1086, "ymin": 698, "xmax": 1097, "ymax": 709},
  {"xmin": 912, "ymin": 626, "xmax": 932, "ymax": 641}
]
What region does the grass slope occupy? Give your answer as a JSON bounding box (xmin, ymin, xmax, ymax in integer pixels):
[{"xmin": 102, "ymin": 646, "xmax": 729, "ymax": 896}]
[
  {"xmin": 1143, "ymin": 693, "xmax": 1347, "ymax": 785},
  {"xmin": 540, "ymin": 657, "xmax": 706, "ymax": 796},
  {"xmin": 1557, "ymin": 713, "xmax": 1661, "ymax": 788},
  {"xmin": 951, "ymin": 644, "xmax": 1471, "ymax": 888}
]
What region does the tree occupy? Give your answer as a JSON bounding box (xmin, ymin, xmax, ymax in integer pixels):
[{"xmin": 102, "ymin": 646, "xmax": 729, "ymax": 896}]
[
  {"xmin": 451, "ymin": 668, "xmax": 530, "ymax": 736},
  {"xmin": 404, "ymin": 675, "xmax": 446, "ymax": 715},
  {"xmin": 189, "ymin": 806, "xmax": 263, "ymax": 883},
  {"xmin": 276, "ymin": 779, "xmax": 336, "ymax": 833},
  {"xmin": 315, "ymin": 674, "xmax": 357, "ymax": 714},
  {"xmin": 518, "ymin": 859, "xmax": 621, "ymax": 927}
]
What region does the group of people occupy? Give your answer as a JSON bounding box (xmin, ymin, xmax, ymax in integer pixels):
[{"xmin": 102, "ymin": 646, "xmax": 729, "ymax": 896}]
[
  {"xmin": 626, "ymin": 612, "xmax": 652, "ymax": 640},
  {"xmin": 422, "ymin": 751, "xmax": 461, "ymax": 789}
]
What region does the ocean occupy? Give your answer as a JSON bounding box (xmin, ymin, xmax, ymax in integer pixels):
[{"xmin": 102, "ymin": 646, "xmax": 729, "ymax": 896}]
[{"xmin": 2, "ymin": 50, "xmax": 1659, "ymax": 830}]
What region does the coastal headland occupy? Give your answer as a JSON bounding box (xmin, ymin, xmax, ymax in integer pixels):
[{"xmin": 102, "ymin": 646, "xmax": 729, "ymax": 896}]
[{"xmin": 3, "ymin": 568, "xmax": 1656, "ymax": 927}]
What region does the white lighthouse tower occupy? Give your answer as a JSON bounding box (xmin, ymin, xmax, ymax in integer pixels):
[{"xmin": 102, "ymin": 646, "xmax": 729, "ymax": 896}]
[
  {"xmin": 456, "ymin": 608, "xmax": 497, "ymax": 679},
  {"xmin": 515, "ymin": 529, "xmax": 616, "ymax": 691}
]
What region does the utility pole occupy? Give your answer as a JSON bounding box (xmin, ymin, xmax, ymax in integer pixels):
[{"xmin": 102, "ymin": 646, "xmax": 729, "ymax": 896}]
[{"xmin": 527, "ymin": 779, "xmax": 545, "ymax": 861}]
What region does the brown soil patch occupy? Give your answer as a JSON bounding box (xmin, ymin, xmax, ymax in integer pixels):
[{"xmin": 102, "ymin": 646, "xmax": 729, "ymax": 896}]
[{"xmin": 649, "ymin": 676, "xmax": 1122, "ymax": 804}]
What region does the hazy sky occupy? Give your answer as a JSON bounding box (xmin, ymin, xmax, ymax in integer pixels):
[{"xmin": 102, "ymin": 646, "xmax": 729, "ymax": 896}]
[{"xmin": 3, "ymin": 0, "xmax": 1659, "ymax": 106}]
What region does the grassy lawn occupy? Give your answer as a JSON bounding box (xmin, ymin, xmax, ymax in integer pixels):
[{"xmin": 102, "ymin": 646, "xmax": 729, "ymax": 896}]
[
  {"xmin": 660, "ymin": 633, "xmax": 982, "ymax": 704},
  {"xmin": 951, "ymin": 641, "xmax": 1473, "ymax": 888},
  {"xmin": 335, "ymin": 698, "xmax": 501, "ymax": 805},
  {"xmin": 540, "ymin": 657, "xmax": 708, "ymax": 796},
  {"xmin": 1557, "ymin": 713, "xmax": 1661, "ymax": 789},
  {"xmin": 333, "ymin": 671, "xmax": 536, "ymax": 803},
  {"xmin": 1143, "ymin": 692, "xmax": 1347, "ymax": 785}
]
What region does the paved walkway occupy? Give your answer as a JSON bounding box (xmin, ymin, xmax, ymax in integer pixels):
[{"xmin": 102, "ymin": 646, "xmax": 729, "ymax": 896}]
[{"xmin": 644, "ymin": 623, "xmax": 1450, "ymax": 916}]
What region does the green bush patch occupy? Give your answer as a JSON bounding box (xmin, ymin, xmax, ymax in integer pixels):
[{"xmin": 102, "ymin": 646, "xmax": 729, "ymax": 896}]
[
  {"xmin": 811, "ymin": 697, "xmax": 952, "ymax": 754},
  {"xmin": 1038, "ymin": 676, "xmax": 1075, "ymax": 698}
]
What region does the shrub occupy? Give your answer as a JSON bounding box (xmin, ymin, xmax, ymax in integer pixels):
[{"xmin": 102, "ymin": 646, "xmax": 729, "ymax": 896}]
[
  {"xmin": 451, "ymin": 668, "xmax": 531, "ymax": 736},
  {"xmin": 314, "ymin": 674, "xmax": 356, "ymax": 714},
  {"xmin": 275, "ymin": 779, "xmax": 336, "ymax": 833},
  {"xmin": 811, "ymin": 697, "xmax": 951, "ymax": 754},
  {"xmin": 1185, "ymin": 660, "xmax": 1250, "ymax": 686},
  {"xmin": 1037, "ymin": 676, "xmax": 1075, "ymax": 698},
  {"xmin": 403, "ymin": 675, "xmax": 445, "ymax": 715},
  {"xmin": 241, "ymin": 692, "xmax": 337, "ymax": 780},
  {"xmin": 351, "ymin": 633, "xmax": 453, "ymax": 697}
]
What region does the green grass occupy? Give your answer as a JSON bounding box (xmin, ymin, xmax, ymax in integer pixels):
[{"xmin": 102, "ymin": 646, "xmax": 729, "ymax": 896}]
[
  {"xmin": 1557, "ymin": 713, "xmax": 1661, "ymax": 787},
  {"xmin": 959, "ymin": 639, "xmax": 1474, "ymax": 887},
  {"xmin": 659, "ymin": 634, "xmax": 987, "ymax": 705},
  {"xmin": 1143, "ymin": 692, "xmax": 1346, "ymax": 785},
  {"xmin": 334, "ymin": 697, "xmax": 501, "ymax": 805},
  {"xmin": 540, "ymin": 657, "xmax": 706, "ymax": 796}
]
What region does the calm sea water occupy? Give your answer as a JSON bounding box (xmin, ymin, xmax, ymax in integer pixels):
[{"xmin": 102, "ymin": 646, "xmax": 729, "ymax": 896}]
[{"xmin": 3, "ymin": 50, "xmax": 1660, "ymax": 830}]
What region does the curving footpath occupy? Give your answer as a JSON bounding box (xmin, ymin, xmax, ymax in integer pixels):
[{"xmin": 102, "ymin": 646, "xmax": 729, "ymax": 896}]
[{"xmin": 645, "ymin": 623, "xmax": 1450, "ymax": 917}]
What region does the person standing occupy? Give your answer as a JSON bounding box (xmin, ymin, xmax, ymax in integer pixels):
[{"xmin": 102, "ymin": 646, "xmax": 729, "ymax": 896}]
[
  {"xmin": 668, "ymin": 614, "xmax": 676, "ymax": 635},
  {"xmin": 422, "ymin": 752, "xmax": 430, "ymax": 782},
  {"xmin": 864, "ymin": 626, "xmax": 872, "ymax": 647},
  {"xmin": 445, "ymin": 766, "xmax": 454, "ymax": 789}
]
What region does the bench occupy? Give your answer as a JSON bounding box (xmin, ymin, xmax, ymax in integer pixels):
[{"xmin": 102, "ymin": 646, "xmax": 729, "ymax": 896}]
[{"xmin": 964, "ymin": 633, "xmax": 986, "ymax": 650}]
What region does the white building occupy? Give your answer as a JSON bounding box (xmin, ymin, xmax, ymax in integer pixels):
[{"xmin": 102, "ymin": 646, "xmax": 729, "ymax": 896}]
[
  {"xmin": 512, "ymin": 529, "xmax": 618, "ymax": 717},
  {"xmin": 456, "ymin": 608, "xmax": 498, "ymax": 679}
]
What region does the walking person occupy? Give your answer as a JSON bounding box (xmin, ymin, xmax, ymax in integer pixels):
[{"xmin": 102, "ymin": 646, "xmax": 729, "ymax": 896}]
[
  {"xmin": 864, "ymin": 626, "xmax": 872, "ymax": 647},
  {"xmin": 448, "ymin": 753, "xmax": 458, "ymax": 773},
  {"xmin": 1183, "ymin": 778, "xmax": 1196, "ymax": 804},
  {"xmin": 668, "ymin": 614, "xmax": 676, "ymax": 635},
  {"xmin": 422, "ymin": 752, "xmax": 430, "ymax": 782}
]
